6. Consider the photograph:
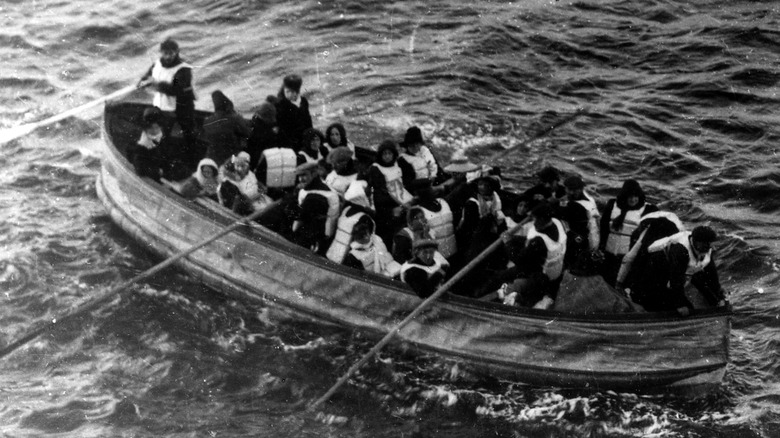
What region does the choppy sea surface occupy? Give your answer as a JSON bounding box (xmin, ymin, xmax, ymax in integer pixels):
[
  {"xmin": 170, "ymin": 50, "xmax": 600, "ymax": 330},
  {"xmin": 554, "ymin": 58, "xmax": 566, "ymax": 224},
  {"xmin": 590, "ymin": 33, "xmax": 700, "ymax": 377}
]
[{"xmin": 1, "ymin": 0, "xmax": 779, "ymax": 436}]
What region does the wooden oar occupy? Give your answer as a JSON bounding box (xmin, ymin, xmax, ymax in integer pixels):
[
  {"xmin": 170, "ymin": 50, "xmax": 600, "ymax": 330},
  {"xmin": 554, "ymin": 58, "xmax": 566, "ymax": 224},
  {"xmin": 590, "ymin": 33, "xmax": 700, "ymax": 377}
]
[
  {"xmin": 0, "ymin": 199, "xmax": 281, "ymax": 360},
  {"xmin": 307, "ymin": 221, "xmax": 524, "ymax": 411},
  {"xmin": 0, "ymin": 84, "xmax": 138, "ymax": 146}
]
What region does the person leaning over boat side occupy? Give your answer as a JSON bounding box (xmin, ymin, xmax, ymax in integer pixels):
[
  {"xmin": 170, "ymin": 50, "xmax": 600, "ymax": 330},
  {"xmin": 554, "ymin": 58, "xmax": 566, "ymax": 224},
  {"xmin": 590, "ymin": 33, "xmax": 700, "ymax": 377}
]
[
  {"xmin": 342, "ymin": 220, "xmax": 402, "ymax": 278},
  {"xmin": 397, "ymin": 126, "xmax": 445, "ymax": 191},
  {"xmin": 179, "ymin": 158, "xmax": 219, "ymax": 201},
  {"xmin": 367, "ymin": 140, "xmax": 415, "ymax": 245},
  {"xmin": 623, "ymin": 226, "xmax": 726, "ymax": 315},
  {"xmin": 598, "ymin": 179, "xmax": 658, "ymax": 286},
  {"xmin": 137, "ymin": 38, "xmax": 197, "ymax": 160},
  {"xmin": 202, "ymin": 90, "xmax": 251, "ymax": 167},
  {"xmin": 297, "ymin": 128, "xmax": 326, "ymax": 166},
  {"xmin": 218, "ymin": 152, "xmax": 272, "ymax": 215},
  {"xmin": 401, "ymin": 239, "xmax": 450, "ymax": 299},
  {"xmin": 496, "ymin": 201, "xmax": 567, "ymax": 309},
  {"xmin": 323, "ymin": 122, "xmax": 356, "ymax": 154},
  {"xmin": 291, "ymin": 161, "xmax": 340, "ymax": 254},
  {"xmin": 324, "ymin": 146, "xmax": 360, "ymax": 200},
  {"xmin": 556, "ymin": 175, "xmax": 602, "ymax": 274},
  {"xmin": 274, "ymin": 74, "xmax": 313, "ymax": 151},
  {"xmin": 132, "ymin": 107, "xmax": 166, "ymax": 182},
  {"xmin": 246, "ymin": 98, "xmax": 281, "ymax": 169},
  {"xmin": 410, "ymin": 180, "xmax": 458, "ymax": 260}
]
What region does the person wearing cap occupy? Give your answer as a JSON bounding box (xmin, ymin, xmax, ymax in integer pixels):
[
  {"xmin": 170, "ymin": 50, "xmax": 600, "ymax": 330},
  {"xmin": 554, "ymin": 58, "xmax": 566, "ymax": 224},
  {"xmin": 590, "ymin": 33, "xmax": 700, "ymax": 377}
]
[
  {"xmin": 202, "ymin": 90, "xmax": 251, "ymax": 167},
  {"xmin": 397, "ymin": 126, "xmax": 443, "ymax": 190},
  {"xmin": 598, "ymin": 179, "xmax": 658, "ymax": 285},
  {"xmin": 623, "ymin": 225, "xmax": 726, "ymax": 314},
  {"xmin": 323, "ymin": 123, "xmax": 356, "ymax": 155},
  {"xmin": 368, "ymin": 140, "xmax": 415, "ymax": 244},
  {"xmin": 291, "ymin": 161, "xmax": 340, "ymax": 254},
  {"xmin": 274, "ymin": 74, "xmax": 313, "ymax": 151},
  {"xmin": 296, "ymin": 128, "xmax": 326, "ymax": 166},
  {"xmin": 341, "ymin": 220, "xmax": 402, "ymax": 278},
  {"xmin": 324, "ymin": 146, "xmax": 360, "ymax": 199},
  {"xmin": 400, "ymin": 239, "xmax": 450, "ymax": 299},
  {"xmin": 218, "ymin": 152, "xmax": 272, "ymax": 215},
  {"xmin": 483, "ymin": 202, "xmax": 567, "ymax": 308},
  {"xmin": 247, "ymin": 97, "xmax": 281, "ymax": 169},
  {"xmin": 557, "ymin": 175, "xmax": 601, "ymax": 272},
  {"xmin": 137, "ymin": 38, "xmax": 197, "ymax": 155}
]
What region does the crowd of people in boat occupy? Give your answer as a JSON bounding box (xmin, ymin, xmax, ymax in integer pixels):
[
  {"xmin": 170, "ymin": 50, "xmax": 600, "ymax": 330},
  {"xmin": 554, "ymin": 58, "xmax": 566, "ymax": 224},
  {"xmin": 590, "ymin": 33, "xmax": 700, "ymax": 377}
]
[{"xmin": 131, "ymin": 38, "xmax": 728, "ymax": 315}]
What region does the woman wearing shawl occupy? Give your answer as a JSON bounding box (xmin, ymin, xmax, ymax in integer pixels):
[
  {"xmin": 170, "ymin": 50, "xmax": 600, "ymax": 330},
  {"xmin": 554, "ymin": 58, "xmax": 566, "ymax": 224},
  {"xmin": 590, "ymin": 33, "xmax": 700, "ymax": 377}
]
[{"xmin": 179, "ymin": 158, "xmax": 219, "ymax": 201}]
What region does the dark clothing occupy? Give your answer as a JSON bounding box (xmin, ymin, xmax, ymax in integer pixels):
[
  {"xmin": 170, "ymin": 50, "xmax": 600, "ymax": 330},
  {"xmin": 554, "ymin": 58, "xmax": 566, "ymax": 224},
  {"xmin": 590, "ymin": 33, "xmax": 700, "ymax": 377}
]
[
  {"xmin": 246, "ymin": 120, "xmax": 280, "ymax": 170},
  {"xmin": 522, "ymin": 183, "xmax": 566, "ymax": 204},
  {"xmin": 397, "ymin": 158, "xmax": 420, "ymax": 192},
  {"xmin": 275, "ymin": 97, "xmax": 312, "ymax": 151},
  {"xmin": 291, "ymin": 178, "xmax": 332, "ymax": 253},
  {"xmin": 628, "ymin": 243, "xmax": 724, "ymax": 312},
  {"xmin": 133, "ymin": 146, "xmax": 162, "ymax": 182},
  {"xmin": 202, "ymin": 111, "xmax": 251, "ymax": 166},
  {"xmin": 403, "ymin": 258, "xmax": 446, "ymax": 299},
  {"xmin": 598, "ymin": 199, "xmax": 658, "ymax": 285},
  {"xmin": 366, "ymin": 164, "xmax": 406, "ymax": 245},
  {"xmin": 141, "ymin": 60, "xmax": 197, "ymax": 146}
]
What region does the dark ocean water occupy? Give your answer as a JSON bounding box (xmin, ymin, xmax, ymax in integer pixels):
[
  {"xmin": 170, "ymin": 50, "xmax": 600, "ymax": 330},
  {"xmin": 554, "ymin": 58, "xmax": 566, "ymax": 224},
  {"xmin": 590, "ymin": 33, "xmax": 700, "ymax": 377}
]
[{"xmin": 1, "ymin": 0, "xmax": 779, "ymax": 436}]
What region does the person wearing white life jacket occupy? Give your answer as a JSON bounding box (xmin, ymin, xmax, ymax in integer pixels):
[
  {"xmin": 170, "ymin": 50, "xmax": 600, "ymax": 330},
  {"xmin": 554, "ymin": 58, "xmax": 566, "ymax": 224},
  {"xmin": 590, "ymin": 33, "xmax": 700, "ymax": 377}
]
[
  {"xmin": 397, "ymin": 126, "xmax": 443, "ymax": 189},
  {"xmin": 324, "ymin": 146, "xmax": 359, "ymax": 200},
  {"xmin": 342, "ymin": 221, "xmax": 401, "ymax": 278},
  {"xmin": 218, "ymin": 152, "xmax": 273, "ymax": 215},
  {"xmin": 367, "ymin": 140, "xmax": 415, "ymax": 245},
  {"xmin": 291, "ymin": 161, "xmax": 340, "ymax": 254},
  {"xmin": 400, "ymin": 239, "xmax": 450, "ymax": 298},
  {"xmin": 296, "ymin": 128, "xmax": 325, "ymax": 166},
  {"xmin": 457, "ymin": 172, "xmax": 507, "ymax": 266},
  {"xmin": 325, "ymin": 185, "xmax": 376, "ymax": 264},
  {"xmin": 137, "ymin": 39, "xmax": 197, "ymax": 158},
  {"xmin": 625, "ymin": 225, "xmax": 726, "ymax": 314},
  {"xmin": 488, "ymin": 202, "xmax": 566, "ymax": 308},
  {"xmin": 392, "ymin": 206, "xmax": 446, "ymax": 266},
  {"xmin": 323, "ymin": 123, "xmax": 356, "ymax": 154},
  {"xmin": 411, "ymin": 181, "xmax": 457, "ymax": 260},
  {"xmin": 598, "ymin": 179, "xmax": 658, "ymax": 285},
  {"xmin": 558, "ymin": 175, "xmax": 601, "ymax": 273}
]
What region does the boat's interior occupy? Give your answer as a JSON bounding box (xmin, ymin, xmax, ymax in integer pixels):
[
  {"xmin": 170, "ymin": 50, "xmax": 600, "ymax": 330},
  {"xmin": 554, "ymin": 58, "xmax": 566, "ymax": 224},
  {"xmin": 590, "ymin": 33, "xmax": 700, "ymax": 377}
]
[{"xmin": 103, "ymin": 101, "xmax": 729, "ymax": 320}]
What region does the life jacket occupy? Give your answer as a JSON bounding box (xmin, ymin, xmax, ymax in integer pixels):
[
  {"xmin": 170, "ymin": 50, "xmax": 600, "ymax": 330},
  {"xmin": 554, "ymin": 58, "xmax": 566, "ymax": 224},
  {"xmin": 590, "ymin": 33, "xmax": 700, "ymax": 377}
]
[
  {"xmin": 399, "ymin": 149, "xmax": 434, "ymax": 180},
  {"xmin": 400, "ymin": 257, "xmax": 448, "ymax": 283},
  {"xmin": 261, "ymin": 148, "xmax": 297, "ymax": 188},
  {"xmin": 459, "ymin": 191, "xmax": 506, "ymax": 228},
  {"xmin": 604, "ymin": 204, "xmax": 647, "ymax": 256},
  {"xmin": 151, "ymin": 60, "xmax": 192, "ymax": 111},
  {"xmin": 526, "ymin": 218, "xmax": 567, "ymax": 281},
  {"xmin": 348, "ymin": 235, "xmax": 401, "ymax": 278},
  {"xmin": 371, "ymin": 163, "xmax": 414, "ymax": 205},
  {"xmin": 297, "ymin": 187, "xmax": 340, "ymax": 237},
  {"xmin": 419, "ymin": 199, "xmax": 457, "ymax": 259},
  {"xmin": 639, "ymin": 210, "xmax": 684, "ymax": 231},
  {"xmin": 325, "ymin": 171, "xmax": 358, "ymax": 199},
  {"xmin": 574, "ymin": 192, "xmax": 601, "ymax": 251},
  {"xmin": 326, "ymin": 208, "xmax": 368, "ymax": 264},
  {"xmin": 647, "ymin": 231, "xmax": 712, "ymax": 279},
  {"xmin": 298, "ymin": 149, "xmax": 321, "ymax": 164}
]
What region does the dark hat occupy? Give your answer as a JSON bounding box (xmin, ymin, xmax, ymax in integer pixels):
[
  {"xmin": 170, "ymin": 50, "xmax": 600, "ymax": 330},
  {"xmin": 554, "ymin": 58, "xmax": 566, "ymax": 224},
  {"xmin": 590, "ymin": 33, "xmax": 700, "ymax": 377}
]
[
  {"xmin": 401, "ymin": 126, "xmax": 425, "ymax": 148},
  {"xmin": 473, "ymin": 173, "xmax": 501, "ymax": 192},
  {"xmin": 211, "ymin": 90, "xmax": 233, "ymax": 113},
  {"xmin": 283, "ymin": 74, "xmax": 303, "ymax": 93},
  {"xmin": 160, "ymin": 38, "xmax": 179, "ymax": 52},
  {"xmin": 444, "ymin": 157, "xmax": 479, "ymax": 173},
  {"xmin": 295, "ymin": 161, "xmax": 319, "ymax": 175},
  {"xmin": 409, "ymin": 178, "xmax": 434, "ymax": 196},
  {"xmin": 563, "ymin": 175, "xmax": 585, "ymax": 190},
  {"xmin": 254, "ymin": 101, "xmax": 276, "ymax": 125},
  {"xmin": 413, "ymin": 238, "xmax": 438, "ymax": 251},
  {"xmin": 529, "ymin": 201, "xmax": 553, "ymax": 221},
  {"xmin": 691, "ymin": 226, "xmax": 718, "ymax": 244},
  {"xmin": 537, "ymin": 166, "xmax": 560, "ymax": 183},
  {"xmin": 142, "ymin": 107, "xmax": 163, "ymax": 125}
]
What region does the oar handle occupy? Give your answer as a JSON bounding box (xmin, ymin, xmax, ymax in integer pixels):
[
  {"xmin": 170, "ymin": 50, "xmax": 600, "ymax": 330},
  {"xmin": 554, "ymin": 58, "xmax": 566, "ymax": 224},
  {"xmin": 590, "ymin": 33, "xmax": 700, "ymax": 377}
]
[
  {"xmin": 308, "ymin": 221, "xmax": 525, "ymax": 411},
  {"xmin": 0, "ymin": 199, "xmax": 280, "ymax": 360}
]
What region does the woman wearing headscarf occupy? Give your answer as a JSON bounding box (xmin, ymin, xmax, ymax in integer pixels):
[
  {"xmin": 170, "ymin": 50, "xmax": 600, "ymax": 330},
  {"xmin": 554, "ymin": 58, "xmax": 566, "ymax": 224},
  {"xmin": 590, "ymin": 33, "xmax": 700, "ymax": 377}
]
[
  {"xmin": 599, "ymin": 179, "xmax": 658, "ymax": 285},
  {"xmin": 179, "ymin": 158, "xmax": 219, "ymax": 201}
]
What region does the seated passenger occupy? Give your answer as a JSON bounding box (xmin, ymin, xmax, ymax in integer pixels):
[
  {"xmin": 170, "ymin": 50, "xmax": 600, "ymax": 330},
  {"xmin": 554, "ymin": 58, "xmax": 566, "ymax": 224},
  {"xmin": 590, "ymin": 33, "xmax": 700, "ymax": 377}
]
[
  {"xmin": 412, "ymin": 181, "xmax": 458, "ymax": 260},
  {"xmin": 522, "ymin": 166, "xmax": 566, "ymax": 206},
  {"xmin": 397, "ymin": 126, "xmax": 444, "ymax": 190},
  {"xmin": 202, "ymin": 90, "xmax": 251, "ymax": 167},
  {"xmin": 457, "ymin": 170, "xmax": 507, "ymax": 261},
  {"xmin": 401, "ymin": 239, "xmax": 450, "ymax": 299},
  {"xmin": 623, "ymin": 226, "xmax": 726, "ymax": 314},
  {"xmin": 291, "ymin": 161, "xmax": 340, "ymax": 254},
  {"xmin": 367, "ymin": 140, "xmax": 415, "ymax": 245},
  {"xmin": 496, "ymin": 202, "xmax": 567, "ymax": 309},
  {"xmin": 297, "ymin": 128, "xmax": 326, "ymax": 165},
  {"xmin": 324, "ymin": 146, "xmax": 359, "ymax": 199},
  {"xmin": 615, "ymin": 210, "xmax": 684, "ymax": 292},
  {"xmin": 133, "ymin": 107, "xmax": 166, "ymax": 182},
  {"xmin": 255, "ymin": 146, "xmax": 298, "ymax": 199},
  {"xmin": 179, "ymin": 158, "xmax": 219, "ymax": 200},
  {"xmin": 598, "ymin": 179, "xmax": 658, "ymax": 285},
  {"xmin": 326, "ymin": 202, "xmax": 375, "ymax": 264},
  {"xmin": 393, "ymin": 206, "xmax": 433, "ymax": 263},
  {"xmin": 246, "ymin": 99, "xmax": 280, "ymax": 169},
  {"xmin": 323, "ymin": 122, "xmax": 356, "ymax": 154},
  {"xmin": 218, "ymin": 152, "xmax": 273, "ymax": 215},
  {"xmin": 342, "ymin": 221, "xmax": 402, "ymax": 278},
  {"xmin": 274, "ymin": 74, "xmax": 313, "ymax": 151},
  {"xmin": 557, "ymin": 175, "xmax": 601, "ymax": 273},
  {"xmin": 441, "ymin": 157, "xmax": 481, "ymax": 223}
]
